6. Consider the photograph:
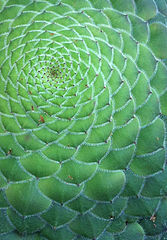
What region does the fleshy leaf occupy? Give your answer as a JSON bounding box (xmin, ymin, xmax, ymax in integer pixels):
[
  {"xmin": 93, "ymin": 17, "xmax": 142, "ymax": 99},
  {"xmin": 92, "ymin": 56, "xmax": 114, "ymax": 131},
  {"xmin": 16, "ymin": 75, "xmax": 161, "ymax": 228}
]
[{"xmin": 148, "ymin": 23, "xmax": 167, "ymax": 59}]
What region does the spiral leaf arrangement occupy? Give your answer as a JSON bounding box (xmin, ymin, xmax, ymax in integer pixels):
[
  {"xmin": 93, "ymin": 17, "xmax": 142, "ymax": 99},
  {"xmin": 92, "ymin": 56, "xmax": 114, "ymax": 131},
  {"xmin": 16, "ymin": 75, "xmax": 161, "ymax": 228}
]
[{"xmin": 0, "ymin": 0, "xmax": 167, "ymax": 239}]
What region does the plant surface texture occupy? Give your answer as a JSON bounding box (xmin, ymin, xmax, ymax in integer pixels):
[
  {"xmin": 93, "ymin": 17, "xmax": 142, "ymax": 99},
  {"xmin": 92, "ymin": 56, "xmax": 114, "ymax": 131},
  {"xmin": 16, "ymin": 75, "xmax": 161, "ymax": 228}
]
[{"xmin": 0, "ymin": 0, "xmax": 167, "ymax": 239}]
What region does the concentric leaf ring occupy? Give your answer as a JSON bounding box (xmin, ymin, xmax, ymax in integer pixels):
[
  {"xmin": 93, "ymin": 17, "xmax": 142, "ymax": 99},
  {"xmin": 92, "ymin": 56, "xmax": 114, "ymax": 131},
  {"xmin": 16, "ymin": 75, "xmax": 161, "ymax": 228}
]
[{"xmin": 0, "ymin": 0, "xmax": 167, "ymax": 239}]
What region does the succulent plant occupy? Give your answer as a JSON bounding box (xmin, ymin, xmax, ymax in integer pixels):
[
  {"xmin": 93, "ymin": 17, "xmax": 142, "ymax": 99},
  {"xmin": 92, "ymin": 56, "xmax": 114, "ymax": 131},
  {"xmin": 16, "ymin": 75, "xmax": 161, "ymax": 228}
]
[{"xmin": 0, "ymin": 0, "xmax": 167, "ymax": 239}]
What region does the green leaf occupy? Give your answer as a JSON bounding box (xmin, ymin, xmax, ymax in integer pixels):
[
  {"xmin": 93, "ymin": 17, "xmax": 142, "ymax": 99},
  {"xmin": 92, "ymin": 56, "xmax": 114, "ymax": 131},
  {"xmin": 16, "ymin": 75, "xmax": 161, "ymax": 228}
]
[
  {"xmin": 135, "ymin": 0, "xmax": 157, "ymax": 20},
  {"xmin": 38, "ymin": 177, "xmax": 82, "ymax": 203},
  {"xmin": 84, "ymin": 170, "xmax": 125, "ymax": 201},
  {"xmin": 57, "ymin": 160, "xmax": 97, "ymax": 184},
  {"xmin": 76, "ymin": 143, "xmax": 110, "ymax": 163},
  {"xmin": 20, "ymin": 152, "xmax": 60, "ymax": 178},
  {"xmin": 136, "ymin": 118, "xmax": 165, "ymax": 155},
  {"xmin": 110, "ymin": 0, "xmax": 135, "ymax": 13},
  {"xmin": 6, "ymin": 181, "xmax": 51, "ymax": 215},
  {"xmin": 70, "ymin": 213, "xmax": 108, "ymax": 238},
  {"xmin": 41, "ymin": 203, "xmax": 76, "ymax": 227},
  {"xmin": 115, "ymin": 223, "xmax": 145, "ymax": 240},
  {"xmin": 131, "ymin": 149, "xmax": 165, "ymax": 176},
  {"xmin": 148, "ymin": 23, "xmax": 167, "ymax": 59}
]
